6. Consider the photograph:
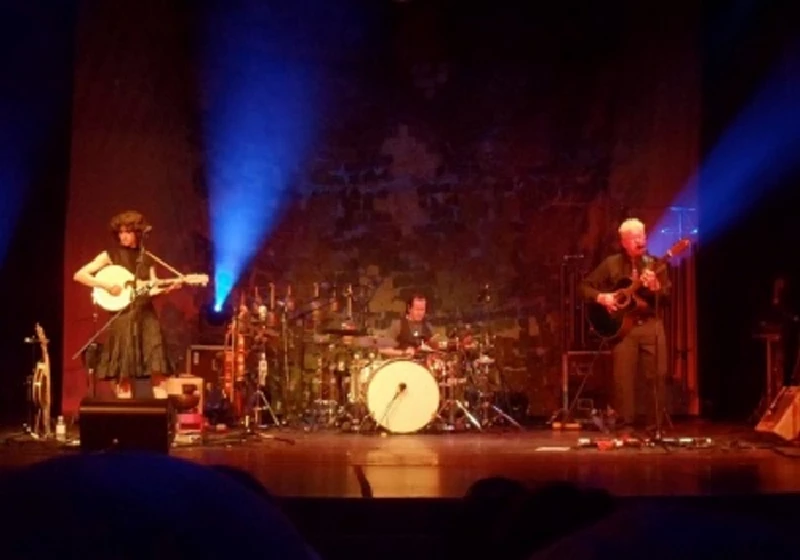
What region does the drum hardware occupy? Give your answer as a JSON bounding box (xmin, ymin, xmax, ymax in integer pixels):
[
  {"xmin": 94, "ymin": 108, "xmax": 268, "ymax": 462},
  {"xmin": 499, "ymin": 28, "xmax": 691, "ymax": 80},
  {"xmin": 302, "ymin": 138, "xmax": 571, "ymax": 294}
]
[
  {"xmin": 276, "ymin": 295, "xmax": 305, "ymax": 427},
  {"xmin": 296, "ymin": 292, "xmax": 368, "ymax": 427},
  {"xmin": 247, "ymin": 351, "xmax": 279, "ymax": 428},
  {"xmin": 436, "ymin": 359, "xmax": 482, "ymax": 432},
  {"xmin": 472, "ymin": 356, "xmax": 523, "ymax": 429}
]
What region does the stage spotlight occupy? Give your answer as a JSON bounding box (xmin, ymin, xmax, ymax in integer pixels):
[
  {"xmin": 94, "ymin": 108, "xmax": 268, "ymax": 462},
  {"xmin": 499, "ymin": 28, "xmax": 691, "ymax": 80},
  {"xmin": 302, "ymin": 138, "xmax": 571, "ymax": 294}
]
[{"xmin": 203, "ymin": 301, "xmax": 233, "ymax": 327}]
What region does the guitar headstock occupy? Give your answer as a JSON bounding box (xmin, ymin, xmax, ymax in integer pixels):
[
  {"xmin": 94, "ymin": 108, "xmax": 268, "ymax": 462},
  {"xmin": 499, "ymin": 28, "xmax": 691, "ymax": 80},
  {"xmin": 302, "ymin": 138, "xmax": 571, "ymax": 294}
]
[
  {"xmin": 34, "ymin": 323, "xmax": 48, "ymax": 346},
  {"xmin": 183, "ymin": 274, "xmax": 210, "ymax": 287},
  {"xmin": 666, "ymin": 238, "xmax": 691, "ymax": 259}
]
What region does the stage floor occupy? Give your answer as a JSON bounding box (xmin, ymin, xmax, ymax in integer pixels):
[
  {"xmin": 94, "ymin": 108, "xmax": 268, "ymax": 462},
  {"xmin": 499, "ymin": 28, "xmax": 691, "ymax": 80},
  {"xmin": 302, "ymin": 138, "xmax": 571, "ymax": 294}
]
[{"xmin": 2, "ymin": 420, "xmax": 799, "ymax": 499}]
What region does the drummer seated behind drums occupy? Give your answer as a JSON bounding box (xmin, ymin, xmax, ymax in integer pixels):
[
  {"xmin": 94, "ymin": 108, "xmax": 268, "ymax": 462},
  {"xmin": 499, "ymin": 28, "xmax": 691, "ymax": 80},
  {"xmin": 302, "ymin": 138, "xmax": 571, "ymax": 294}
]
[{"xmin": 380, "ymin": 292, "xmax": 436, "ymax": 358}]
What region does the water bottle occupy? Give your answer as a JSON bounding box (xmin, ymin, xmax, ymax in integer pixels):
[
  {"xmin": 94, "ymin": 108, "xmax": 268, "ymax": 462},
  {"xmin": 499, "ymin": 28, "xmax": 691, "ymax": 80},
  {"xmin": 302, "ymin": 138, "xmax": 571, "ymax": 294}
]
[{"xmin": 55, "ymin": 416, "xmax": 66, "ymax": 442}]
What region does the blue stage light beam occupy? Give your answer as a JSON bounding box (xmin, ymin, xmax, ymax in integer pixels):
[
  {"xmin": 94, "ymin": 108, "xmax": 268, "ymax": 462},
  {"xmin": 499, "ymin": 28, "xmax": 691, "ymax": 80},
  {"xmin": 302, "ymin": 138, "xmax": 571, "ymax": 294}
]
[
  {"xmin": 198, "ymin": 4, "xmax": 322, "ymax": 309},
  {"xmin": 649, "ymin": 41, "xmax": 800, "ymax": 255}
]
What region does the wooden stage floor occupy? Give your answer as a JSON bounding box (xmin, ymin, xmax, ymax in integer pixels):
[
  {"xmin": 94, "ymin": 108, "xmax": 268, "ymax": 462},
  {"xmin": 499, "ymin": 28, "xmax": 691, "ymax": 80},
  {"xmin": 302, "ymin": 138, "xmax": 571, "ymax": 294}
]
[{"xmin": 2, "ymin": 420, "xmax": 799, "ymax": 499}]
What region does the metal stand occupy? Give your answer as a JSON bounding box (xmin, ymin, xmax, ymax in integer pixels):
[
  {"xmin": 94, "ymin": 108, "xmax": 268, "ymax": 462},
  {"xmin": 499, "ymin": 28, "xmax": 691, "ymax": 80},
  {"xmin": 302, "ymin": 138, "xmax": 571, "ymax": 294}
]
[
  {"xmin": 248, "ymin": 352, "xmax": 279, "ymax": 428},
  {"xmin": 750, "ymin": 333, "xmax": 782, "ymax": 421},
  {"xmin": 550, "ymin": 348, "xmax": 611, "ymax": 426},
  {"xmin": 645, "ymin": 260, "xmax": 676, "ymax": 445},
  {"xmin": 72, "ymin": 307, "xmax": 125, "ymax": 361},
  {"xmin": 276, "ymin": 303, "xmax": 307, "ymax": 428},
  {"xmin": 436, "ymin": 362, "xmax": 482, "ymax": 431},
  {"xmin": 550, "ymin": 254, "xmax": 598, "ymax": 426},
  {"xmin": 475, "ymin": 361, "xmax": 522, "ymax": 429}
]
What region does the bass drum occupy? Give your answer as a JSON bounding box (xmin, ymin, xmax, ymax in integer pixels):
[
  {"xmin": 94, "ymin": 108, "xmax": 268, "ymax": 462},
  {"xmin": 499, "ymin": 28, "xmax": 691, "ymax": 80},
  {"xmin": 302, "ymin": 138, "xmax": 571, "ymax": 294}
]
[{"xmin": 365, "ymin": 359, "xmax": 440, "ymax": 434}]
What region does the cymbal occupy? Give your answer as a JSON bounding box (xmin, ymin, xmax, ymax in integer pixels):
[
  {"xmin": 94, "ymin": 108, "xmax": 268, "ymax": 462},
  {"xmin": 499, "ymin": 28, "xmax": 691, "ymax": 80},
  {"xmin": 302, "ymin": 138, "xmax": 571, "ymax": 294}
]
[
  {"xmin": 351, "ymin": 335, "xmax": 396, "ymax": 348},
  {"xmin": 321, "ymin": 328, "xmax": 368, "ymax": 337}
]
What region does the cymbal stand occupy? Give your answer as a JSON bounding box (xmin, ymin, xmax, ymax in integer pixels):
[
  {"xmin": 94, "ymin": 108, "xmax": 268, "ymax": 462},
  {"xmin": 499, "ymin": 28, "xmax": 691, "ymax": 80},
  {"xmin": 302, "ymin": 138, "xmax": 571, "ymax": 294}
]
[
  {"xmin": 247, "ymin": 350, "xmax": 279, "ymax": 428},
  {"xmin": 475, "ymin": 360, "xmax": 522, "ymax": 429},
  {"xmin": 277, "ymin": 303, "xmax": 304, "ymax": 427},
  {"xmin": 288, "ymin": 288, "xmax": 364, "ymax": 430},
  {"xmin": 436, "ymin": 356, "xmax": 481, "ymax": 431},
  {"xmin": 278, "ymin": 288, "xmax": 343, "ymax": 429}
]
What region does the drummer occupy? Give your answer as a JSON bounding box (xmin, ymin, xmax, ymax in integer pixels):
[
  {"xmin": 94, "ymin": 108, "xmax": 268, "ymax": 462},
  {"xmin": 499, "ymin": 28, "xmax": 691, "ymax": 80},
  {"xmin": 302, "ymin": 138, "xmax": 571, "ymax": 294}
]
[{"xmin": 379, "ymin": 292, "xmax": 438, "ymax": 358}]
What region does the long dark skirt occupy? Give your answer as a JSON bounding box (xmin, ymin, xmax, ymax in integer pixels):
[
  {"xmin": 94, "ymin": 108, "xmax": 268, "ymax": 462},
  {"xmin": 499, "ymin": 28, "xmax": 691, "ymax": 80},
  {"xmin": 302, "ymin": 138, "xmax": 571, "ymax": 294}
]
[{"xmin": 96, "ymin": 298, "xmax": 171, "ymax": 380}]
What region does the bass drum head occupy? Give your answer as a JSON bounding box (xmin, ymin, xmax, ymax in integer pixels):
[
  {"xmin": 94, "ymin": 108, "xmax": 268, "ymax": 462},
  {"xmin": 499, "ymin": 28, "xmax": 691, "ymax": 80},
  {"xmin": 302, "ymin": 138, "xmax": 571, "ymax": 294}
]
[{"xmin": 366, "ymin": 359, "xmax": 439, "ymax": 434}]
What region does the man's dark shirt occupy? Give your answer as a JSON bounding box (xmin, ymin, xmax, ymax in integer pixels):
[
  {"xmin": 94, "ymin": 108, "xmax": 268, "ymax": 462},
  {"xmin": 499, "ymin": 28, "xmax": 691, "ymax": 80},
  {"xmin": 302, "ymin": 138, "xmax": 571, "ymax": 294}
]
[
  {"xmin": 580, "ymin": 252, "xmax": 671, "ymax": 315},
  {"xmin": 387, "ymin": 316, "xmax": 433, "ymax": 350}
]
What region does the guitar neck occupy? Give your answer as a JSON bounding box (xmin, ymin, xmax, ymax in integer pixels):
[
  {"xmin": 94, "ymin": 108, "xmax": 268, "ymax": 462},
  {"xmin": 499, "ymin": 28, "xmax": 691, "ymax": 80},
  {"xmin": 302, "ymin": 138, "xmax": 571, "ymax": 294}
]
[
  {"xmin": 626, "ymin": 256, "xmax": 669, "ymax": 293},
  {"xmin": 38, "ymin": 343, "xmax": 50, "ymax": 371},
  {"xmin": 145, "ymin": 274, "xmax": 206, "ymax": 288},
  {"xmin": 152, "ymin": 278, "xmax": 181, "ymax": 287}
]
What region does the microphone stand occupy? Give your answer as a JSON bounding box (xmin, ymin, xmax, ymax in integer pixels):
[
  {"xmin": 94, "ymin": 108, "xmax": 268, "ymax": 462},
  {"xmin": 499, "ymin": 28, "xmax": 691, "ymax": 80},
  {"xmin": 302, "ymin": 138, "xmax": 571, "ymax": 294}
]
[
  {"xmin": 649, "ymin": 259, "xmax": 674, "ymax": 444},
  {"xmin": 127, "ymin": 230, "xmax": 151, "ymax": 397},
  {"xmin": 375, "ymin": 383, "xmax": 406, "ymax": 429},
  {"xmin": 84, "ymin": 295, "xmax": 101, "ymax": 399}
]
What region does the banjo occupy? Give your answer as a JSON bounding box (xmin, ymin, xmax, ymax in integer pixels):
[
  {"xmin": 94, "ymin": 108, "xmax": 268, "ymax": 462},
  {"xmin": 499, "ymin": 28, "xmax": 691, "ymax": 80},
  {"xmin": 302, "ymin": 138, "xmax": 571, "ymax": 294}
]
[
  {"xmin": 32, "ymin": 323, "xmax": 51, "ymax": 437},
  {"xmin": 92, "ymin": 264, "xmax": 209, "ymax": 312}
]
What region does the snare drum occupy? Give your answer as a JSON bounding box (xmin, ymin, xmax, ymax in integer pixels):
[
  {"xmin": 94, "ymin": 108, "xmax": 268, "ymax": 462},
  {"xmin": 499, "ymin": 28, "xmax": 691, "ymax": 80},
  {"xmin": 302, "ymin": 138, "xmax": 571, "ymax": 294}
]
[{"xmin": 364, "ymin": 359, "xmax": 439, "ymax": 434}]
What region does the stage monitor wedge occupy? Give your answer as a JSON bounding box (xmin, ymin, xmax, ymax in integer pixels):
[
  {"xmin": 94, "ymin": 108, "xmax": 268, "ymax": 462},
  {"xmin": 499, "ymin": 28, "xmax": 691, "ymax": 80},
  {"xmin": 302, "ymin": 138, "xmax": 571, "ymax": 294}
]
[
  {"xmin": 755, "ymin": 386, "xmax": 800, "ymax": 441},
  {"xmin": 78, "ymin": 398, "xmax": 174, "ymax": 454}
]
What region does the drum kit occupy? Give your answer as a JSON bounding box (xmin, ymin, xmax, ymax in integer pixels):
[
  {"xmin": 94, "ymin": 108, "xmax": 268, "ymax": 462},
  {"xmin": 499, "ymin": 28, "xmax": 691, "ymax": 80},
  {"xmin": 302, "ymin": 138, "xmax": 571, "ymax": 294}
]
[{"xmin": 206, "ymin": 282, "xmax": 523, "ymax": 434}]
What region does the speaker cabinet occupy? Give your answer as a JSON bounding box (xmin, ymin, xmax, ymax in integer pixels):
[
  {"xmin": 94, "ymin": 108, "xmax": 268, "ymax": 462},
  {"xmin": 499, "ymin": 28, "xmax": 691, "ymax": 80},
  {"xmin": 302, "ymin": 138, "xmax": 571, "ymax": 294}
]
[
  {"xmin": 79, "ymin": 398, "xmax": 174, "ymax": 453},
  {"xmin": 756, "ymin": 386, "xmax": 800, "ymax": 441}
]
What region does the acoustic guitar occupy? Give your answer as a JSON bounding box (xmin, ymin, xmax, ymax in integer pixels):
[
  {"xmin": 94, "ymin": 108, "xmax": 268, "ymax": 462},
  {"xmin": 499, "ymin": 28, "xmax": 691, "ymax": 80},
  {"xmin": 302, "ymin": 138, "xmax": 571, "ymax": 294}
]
[
  {"xmin": 92, "ymin": 264, "xmax": 209, "ymax": 312},
  {"xmin": 586, "ymin": 238, "xmax": 691, "ymax": 341}
]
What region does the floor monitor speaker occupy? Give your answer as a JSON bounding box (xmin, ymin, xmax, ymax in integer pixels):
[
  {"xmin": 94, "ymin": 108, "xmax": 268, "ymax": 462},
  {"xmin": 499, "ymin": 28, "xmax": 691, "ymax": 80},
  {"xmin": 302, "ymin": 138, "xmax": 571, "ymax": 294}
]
[
  {"xmin": 755, "ymin": 386, "xmax": 800, "ymax": 441},
  {"xmin": 79, "ymin": 398, "xmax": 174, "ymax": 453}
]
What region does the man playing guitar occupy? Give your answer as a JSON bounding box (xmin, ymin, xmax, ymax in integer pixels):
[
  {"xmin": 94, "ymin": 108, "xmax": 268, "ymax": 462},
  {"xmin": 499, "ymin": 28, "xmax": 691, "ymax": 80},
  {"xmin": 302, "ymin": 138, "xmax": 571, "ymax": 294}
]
[{"xmin": 581, "ymin": 218, "xmax": 671, "ymax": 430}]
